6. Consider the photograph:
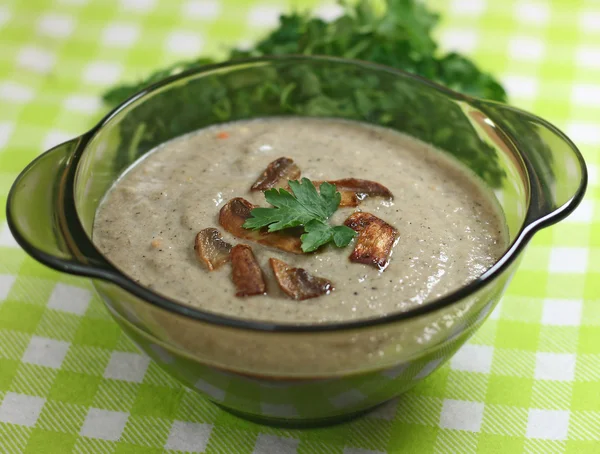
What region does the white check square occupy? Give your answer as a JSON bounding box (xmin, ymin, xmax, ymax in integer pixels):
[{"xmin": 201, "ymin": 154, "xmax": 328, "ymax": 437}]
[
  {"xmin": 440, "ymin": 29, "xmax": 478, "ymax": 53},
  {"xmin": 330, "ymin": 390, "xmax": 365, "ymax": 409},
  {"xmin": 450, "ymin": 344, "xmax": 494, "ymax": 373},
  {"xmin": 47, "ymin": 283, "xmax": 92, "ymax": 315},
  {"xmin": 439, "ymin": 399, "xmax": 484, "ymax": 432},
  {"xmin": 548, "ymin": 247, "xmax": 589, "ymax": 273},
  {"xmin": 564, "ymin": 199, "xmax": 594, "ymax": 224},
  {"xmin": 315, "ymin": 4, "xmax": 344, "ymax": 21},
  {"xmin": 83, "ymin": 62, "xmax": 123, "ymax": 85},
  {"xmin": 17, "ymin": 46, "xmax": 56, "ymax": 73},
  {"xmin": 247, "ymin": 5, "xmax": 282, "ymax": 28},
  {"xmin": 37, "ymin": 13, "xmax": 75, "ymax": 38},
  {"xmin": 64, "ymin": 95, "xmax": 101, "ymax": 114},
  {"xmin": 253, "ymin": 434, "xmax": 299, "ymax": 454},
  {"xmin": 104, "ymin": 352, "xmax": 150, "ymax": 382},
  {"xmin": 80, "ymin": 408, "xmax": 129, "ymax": 441},
  {"xmin": 165, "ymin": 31, "xmax": 204, "ymax": 55},
  {"xmin": 501, "ymin": 74, "xmax": 539, "ymax": 99},
  {"xmin": 120, "ymin": 0, "xmax": 156, "ymax": 12},
  {"xmin": 182, "ymin": 0, "xmax": 221, "ymax": 20},
  {"xmin": 102, "ymin": 23, "xmax": 140, "ymax": 48},
  {"xmin": 508, "ymin": 36, "xmax": 545, "ymax": 61},
  {"xmin": 0, "ymin": 82, "xmax": 34, "ymax": 103},
  {"xmin": 0, "ymin": 274, "xmax": 16, "ymax": 300},
  {"xmin": 565, "ymin": 122, "xmax": 600, "ymax": 146},
  {"xmin": 576, "ymin": 46, "xmax": 600, "ymax": 69},
  {"xmin": 164, "ymin": 421, "xmax": 212, "ymax": 451},
  {"xmin": 0, "ymin": 122, "xmax": 14, "ymax": 149},
  {"xmin": 526, "ymin": 409, "xmax": 570, "ymax": 440},
  {"xmin": 0, "ymin": 6, "xmax": 11, "ymax": 28},
  {"xmin": 22, "ymin": 336, "xmax": 70, "ymax": 369},
  {"xmin": 534, "ymin": 352, "xmax": 575, "ymax": 381},
  {"xmin": 194, "ymin": 379, "xmax": 225, "ymax": 401},
  {"xmin": 42, "ymin": 130, "xmax": 74, "ymax": 151},
  {"xmin": 0, "ymin": 393, "xmax": 45, "ymax": 427},
  {"xmin": 541, "ymin": 299, "xmax": 582, "ymax": 326},
  {"xmin": 515, "ymin": 1, "xmax": 550, "ymax": 25},
  {"xmin": 571, "ymin": 83, "xmax": 600, "ymax": 107},
  {"xmin": 0, "ymin": 222, "xmax": 18, "ymax": 247},
  {"xmin": 580, "ymin": 11, "xmax": 600, "ymax": 32},
  {"xmin": 449, "ymin": 0, "xmax": 486, "ymax": 17},
  {"xmin": 261, "ymin": 403, "xmax": 298, "ymax": 418}
]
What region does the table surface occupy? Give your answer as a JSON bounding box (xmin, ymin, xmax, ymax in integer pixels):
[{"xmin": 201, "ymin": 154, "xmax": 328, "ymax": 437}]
[{"xmin": 0, "ymin": 0, "xmax": 599, "ymax": 452}]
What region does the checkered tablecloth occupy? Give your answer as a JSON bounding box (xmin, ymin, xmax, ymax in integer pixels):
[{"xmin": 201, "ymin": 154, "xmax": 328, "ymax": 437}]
[{"xmin": 0, "ymin": 0, "xmax": 598, "ymax": 452}]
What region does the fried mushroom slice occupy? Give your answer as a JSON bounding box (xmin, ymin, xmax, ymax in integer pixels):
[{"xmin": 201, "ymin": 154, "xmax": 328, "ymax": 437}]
[
  {"xmin": 219, "ymin": 198, "xmax": 303, "ymax": 254},
  {"xmin": 194, "ymin": 228, "xmax": 232, "ymax": 271},
  {"xmin": 231, "ymin": 245, "xmax": 267, "ymax": 297},
  {"xmin": 270, "ymin": 258, "xmax": 334, "ymax": 300},
  {"xmin": 313, "ymin": 178, "xmax": 393, "ymax": 207},
  {"xmin": 344, "ymin": 212, "xmax": 398, "ymax": 271},
  {"xmin": 251, "ymin": 157, "xmax": 301, "ymax": 191}
]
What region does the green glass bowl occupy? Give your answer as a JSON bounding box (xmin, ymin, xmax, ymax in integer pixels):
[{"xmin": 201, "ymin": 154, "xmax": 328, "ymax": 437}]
[{"xmin": 6, "ymin": 56, "xmax": 587, "ymax": 426}]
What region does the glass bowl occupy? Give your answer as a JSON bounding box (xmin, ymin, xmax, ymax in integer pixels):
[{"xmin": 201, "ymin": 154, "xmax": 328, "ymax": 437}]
[{"xmin": 6, "ymin": 56, "xmax": 587, "ymax": 426}]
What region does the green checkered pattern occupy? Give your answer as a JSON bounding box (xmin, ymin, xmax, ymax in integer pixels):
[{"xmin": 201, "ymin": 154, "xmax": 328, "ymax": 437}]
[{"xmin": 0, "ymin": 0, "xmax": 599, "ymax": 452}]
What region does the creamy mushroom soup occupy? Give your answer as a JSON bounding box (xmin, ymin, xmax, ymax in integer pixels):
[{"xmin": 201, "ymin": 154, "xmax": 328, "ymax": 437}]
[{"xmin": 93, "ymin": 117, "xmax": 508, "ymax": 324}]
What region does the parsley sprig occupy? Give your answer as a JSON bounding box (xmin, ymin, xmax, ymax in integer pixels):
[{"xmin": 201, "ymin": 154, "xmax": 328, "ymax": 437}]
[{"xmin": 243, "ymin": 178, "xmax": 357, "ymax": 252}]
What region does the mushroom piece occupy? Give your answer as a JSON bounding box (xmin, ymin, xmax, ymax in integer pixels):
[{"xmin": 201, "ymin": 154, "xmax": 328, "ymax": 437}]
[
  {"xmin": 219, "ymin": 198, "xmax": 303, "ymax": 254},
  {"xmin": 269, "ymin": 258, "xmax": 334, "ymax": 300},
  {"xmin": 312, "ymin": 178, "xmax": 393, "ymax": 207},
  {"xmin": 344, "ymin": 212, "xmax": 398, "ymax": 271},
  {"xmin": 194, "ymin": 228, "xmax": 232, "ymax": 271},
  {"xmin": 231, "ymin": 244, "xmax": 267, "ymax": 297},
  {"xmin": 251, "ymin": 157, "xmax": 301, "ymax": 191}
]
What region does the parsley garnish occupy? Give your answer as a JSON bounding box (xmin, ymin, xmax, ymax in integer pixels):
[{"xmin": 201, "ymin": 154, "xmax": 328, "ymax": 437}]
[{"xmin": 243, "ymin": 178, "xmax": 357, "ymax": 252}]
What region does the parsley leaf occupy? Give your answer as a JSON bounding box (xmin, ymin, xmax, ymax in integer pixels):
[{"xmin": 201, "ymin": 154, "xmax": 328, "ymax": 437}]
[{"xmin": 243, "ymin": 178, "xmax": 357, "ymax": 252}]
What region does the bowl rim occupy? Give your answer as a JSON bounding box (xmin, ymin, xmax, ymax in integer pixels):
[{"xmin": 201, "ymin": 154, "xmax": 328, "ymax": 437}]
[{"xmin": 19, "ymin": 55, "xmax": 590, "ymax": 333}]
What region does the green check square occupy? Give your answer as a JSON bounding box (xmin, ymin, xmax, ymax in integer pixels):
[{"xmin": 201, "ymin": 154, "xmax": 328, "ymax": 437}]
[
  {"xmin": 508, "ymin": 271, "xmax": 548, "ymax": 298},
  {"xmin": 411, "ymin": 366, "xmax": 450, "ymax": 398},
  {"xmin": 552, "ymin": 223, "xmax": 592, "ymax": 247},
  {"xmin": 114, "ymin": 444, "xmax": 162, "ymax": 454},
  {"xmin": 486, "ymin": 376, "xmax": 533, "ymax": 407},
  {"xmin": 445, "ymin": 370, "xmax": 488, "ymax": 402},
  {"xmin": 0, "ymin": 359, "xmax": 19, "ymax": 391},
  {"xmin": 0, "ymin": 301, "xmax": 44, "ymax": 332},
  {"xmin": 205, "ymin": 426, "xmax": 258, "ymax": 454},
  {"xmin": 24, "ymin": 429, "xmax": 77, "ymax": 454},
  {"xmin": 119, "ymin": 415, "xmax": 172, "ymax": 448},
  {"xmin": 499, "ymin": 296, "xmax": 543, "ymax": 323},
  {"xmin": 388, "ymin": 423, "xmax": 437, "ymax": 454},
  {"xmin": 5, "ymin": 276, "xmax": 55, "ymax": 306},
  {"xmin": 577, "ymin": 326, "xmax": 600, "ymax": 354},
  {"xmin": 34, "ymin": 310, "xmax": 83, "ymax": 342},
  {"xmin": 73, "ymin": 318, "xmax": 121, "ymax": 349},
  {"xmin": 538, "ymin": 326, "xmax": 579, "ymax": 353},
  {"xmin": 584, "ymin": 273, "xmax": 600, "ymax": 300},
  {"xmin": 477, "ymin": 433, "xmax": 524, "ymax": 453},
  {"xmin": 565, "ymin": 440, "xmax": 600, "ymax": 453},
  {"xmin": 571, "ymin": 382, "xmax": 600, "ymax": 411},
  {"xmin": 531, "ymin": 380, "xmax": 572, "ymax": 409},
  {"xmin": 298, "ymin": 440, "xmax": 344, "ymax": 454},
  {"xmin": 174, "ymin": 390, "xmax": 220, "ymax": 423},
  {"xmin": 548, "ymin": 274, "xmax": 586, "ymax": 300},
  {"xmin": 18, "ymin": 259, "xmax": 61, "ymax": 281},
  {"xmin": 93, "ymin": 380, "xmax": 140, "ymax": 412},
  {"xmin": 48, "ymin": 371, "xmax": 102, "ymax": 405},
  {"xmin": 130, "ymin": 384, "xmax": 184, "ymax": 418},
  {"xmin": 495, "ymin": 320, "xmax": 540, "ymax": 350}
]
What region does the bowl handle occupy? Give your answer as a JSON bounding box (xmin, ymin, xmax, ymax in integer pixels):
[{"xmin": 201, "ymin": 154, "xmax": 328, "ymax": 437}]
[
  {"xmin": 477, "ymin": 100, "xmax": 588, "ymax": 226},
  {"xmin": 6, "ymin": 138, "xmax": 112, "ymax": 277}
]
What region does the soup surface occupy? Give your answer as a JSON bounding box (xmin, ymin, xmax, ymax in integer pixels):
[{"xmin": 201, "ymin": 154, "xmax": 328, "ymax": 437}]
[{"xmin": 93, "ymin": 118, "xmax": 508, "ymax": 323}]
